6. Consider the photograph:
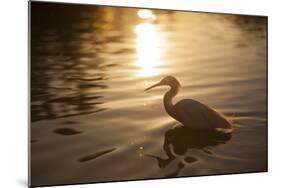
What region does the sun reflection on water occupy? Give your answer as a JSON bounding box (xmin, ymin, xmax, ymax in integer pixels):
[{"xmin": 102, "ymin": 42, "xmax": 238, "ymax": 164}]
[
  {"xmin": 137, "ymin": 9, "xmax": 156, "ymax": 20},
  {"xmin": 134, "ymin": 21, "xmax": 165, "ymax": 77}
]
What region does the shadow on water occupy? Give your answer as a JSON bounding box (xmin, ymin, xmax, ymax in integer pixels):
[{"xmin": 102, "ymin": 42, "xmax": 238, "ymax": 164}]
[
  {"xmin": 53, "ymin": 128, "xmax": 83, "ymax": 136},
  {"xmin": 146, "ymin": 126, "xmax": 232, "ymax": 177},
  {"xmin": 77, "ymin": 148, "xmax": 117, "ymax": 163}
]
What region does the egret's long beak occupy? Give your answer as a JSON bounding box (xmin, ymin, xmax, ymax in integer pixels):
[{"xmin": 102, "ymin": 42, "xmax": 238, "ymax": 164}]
[{"xmin": 144, "ymin": 81, "xmax": 163, "ymax": 91}]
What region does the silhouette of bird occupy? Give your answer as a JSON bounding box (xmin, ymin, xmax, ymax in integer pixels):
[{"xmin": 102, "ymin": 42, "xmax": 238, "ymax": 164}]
[{"xmin": 145, "ymin": 76, "xmax": 232, "ymax": 132}]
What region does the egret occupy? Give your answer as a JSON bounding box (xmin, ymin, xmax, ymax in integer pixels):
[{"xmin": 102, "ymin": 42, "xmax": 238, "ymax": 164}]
[{"xmin": 145, "ymin": 76, "xmax": 232, "ymax": 133}]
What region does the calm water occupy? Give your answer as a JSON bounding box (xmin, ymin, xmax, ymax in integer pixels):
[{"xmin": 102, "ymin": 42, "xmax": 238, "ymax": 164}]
[{"xmin": 30, "ymin": 3, "xmax": 267, "ymax": 186}]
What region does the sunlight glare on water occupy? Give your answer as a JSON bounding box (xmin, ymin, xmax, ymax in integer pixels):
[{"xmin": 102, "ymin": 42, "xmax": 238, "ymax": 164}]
[
  {"xmin": 135, "ymin": 22, "xmax": 165, "ymax": 77},
  {"xmin": 137, "ymin": 9, "xmax": 156, "ymax": 20}
]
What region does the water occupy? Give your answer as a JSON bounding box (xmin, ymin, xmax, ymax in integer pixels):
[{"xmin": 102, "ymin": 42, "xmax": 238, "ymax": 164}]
[{"xmin": 30, "ymin": 3, "xmax": 267, "ymax": 186}]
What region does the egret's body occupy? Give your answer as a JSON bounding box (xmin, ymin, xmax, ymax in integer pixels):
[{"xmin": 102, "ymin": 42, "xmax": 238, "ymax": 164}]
[{"xmin": 145, "ymin": 76, "xmax": 232, "ymax": 132}]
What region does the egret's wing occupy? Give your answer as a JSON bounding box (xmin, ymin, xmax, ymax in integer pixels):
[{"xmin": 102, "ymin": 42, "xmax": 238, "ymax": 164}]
[
  {"xmin": 174, "ymin": 99, "xmax": 232, "ymax": 130},
  {"xmin": 174, "ymin": 99, "xmax": 207, "ymax": 129}
]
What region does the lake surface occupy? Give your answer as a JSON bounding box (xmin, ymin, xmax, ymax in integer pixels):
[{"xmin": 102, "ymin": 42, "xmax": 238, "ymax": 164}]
[{"xmin": 30, "ymin": 3, "xmax": 267, "ymax": 186}]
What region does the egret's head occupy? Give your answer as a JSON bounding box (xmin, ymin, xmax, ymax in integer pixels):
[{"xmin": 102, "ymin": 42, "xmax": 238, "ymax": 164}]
[{"xmin": 145, "ymin": 76, "xmax": 181, "ymax": 91}]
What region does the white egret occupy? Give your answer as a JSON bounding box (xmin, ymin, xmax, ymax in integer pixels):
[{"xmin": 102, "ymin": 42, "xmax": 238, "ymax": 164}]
[{"xmin": 145, "ymin": 76, "xmax": 232, "ymax": 133}]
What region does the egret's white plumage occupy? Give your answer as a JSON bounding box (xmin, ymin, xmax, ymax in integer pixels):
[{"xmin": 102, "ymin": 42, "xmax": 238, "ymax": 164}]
[{"xmin": 145, "ymin": 76, "xmax": 232, "ymax": 133}]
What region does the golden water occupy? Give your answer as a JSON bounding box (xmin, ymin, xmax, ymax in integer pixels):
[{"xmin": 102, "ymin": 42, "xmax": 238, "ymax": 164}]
[{"xmin": 31, "ymin": 3, "xmax": 267, "ymax": 186}]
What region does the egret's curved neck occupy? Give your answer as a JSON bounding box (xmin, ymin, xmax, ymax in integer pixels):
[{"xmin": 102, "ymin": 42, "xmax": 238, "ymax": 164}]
[{"xmin": 164, "ymin": 85, "xmax": 178, "ymax": 119}]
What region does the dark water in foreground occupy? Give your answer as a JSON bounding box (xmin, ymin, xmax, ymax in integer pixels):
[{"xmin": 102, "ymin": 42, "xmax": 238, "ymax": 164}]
[{"xmin": 30, "ymin": 3, "xmax": 267, "ymax": 186}]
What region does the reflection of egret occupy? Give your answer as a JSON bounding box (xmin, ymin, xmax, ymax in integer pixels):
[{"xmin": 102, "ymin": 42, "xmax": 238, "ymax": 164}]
[
  {"xmin": 135, "ymin": 23, "xmax": 164, "ymax": 77},
  {"xmin": 145, "ymin": 76, "xmax": 233, "ymax": 132},
  {"xmin": 145, "ymin": 125, "xmax": 232, "ymax": 177}
]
